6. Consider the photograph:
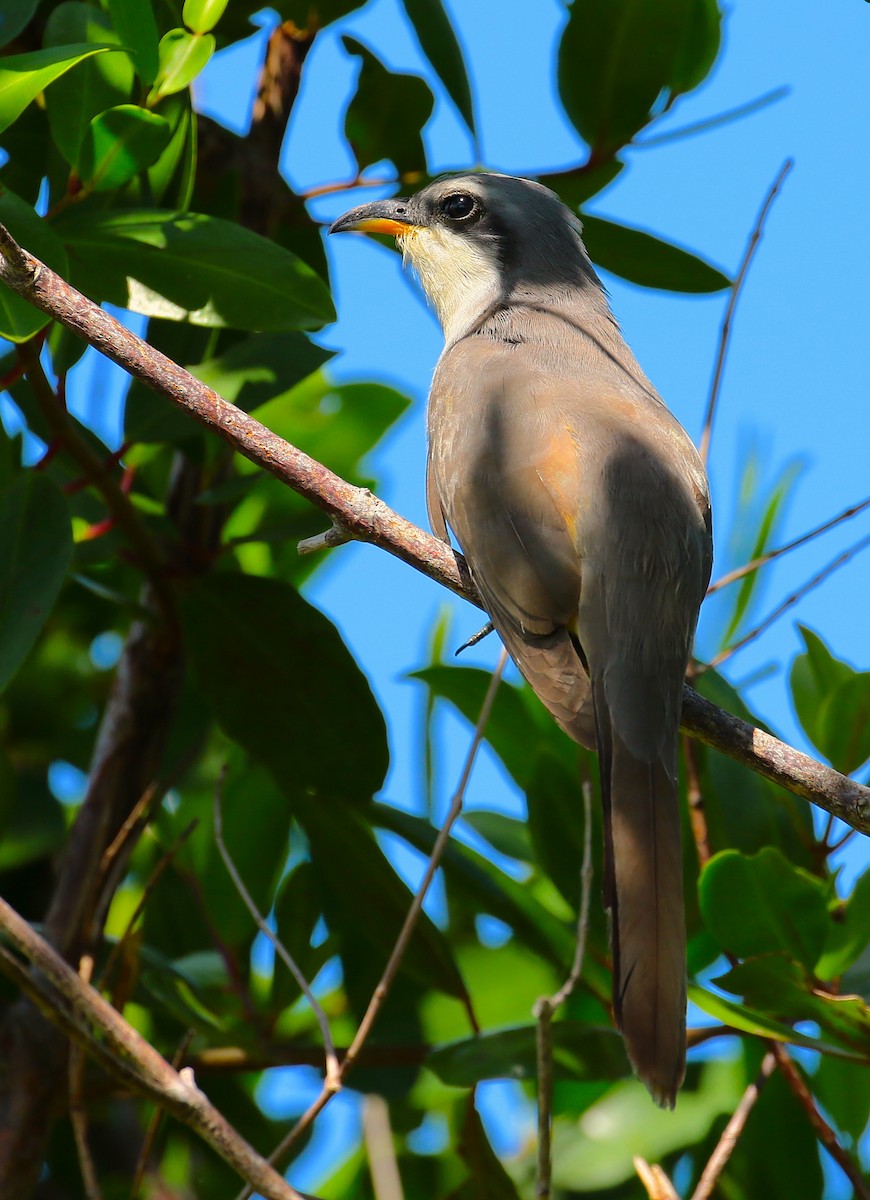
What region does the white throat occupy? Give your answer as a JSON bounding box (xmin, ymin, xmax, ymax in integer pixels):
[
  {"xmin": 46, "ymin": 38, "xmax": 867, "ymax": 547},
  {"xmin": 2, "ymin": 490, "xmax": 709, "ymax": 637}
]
[{"xmin": 399, "ymin": 226, "xmax": 502, "ymax": 345}]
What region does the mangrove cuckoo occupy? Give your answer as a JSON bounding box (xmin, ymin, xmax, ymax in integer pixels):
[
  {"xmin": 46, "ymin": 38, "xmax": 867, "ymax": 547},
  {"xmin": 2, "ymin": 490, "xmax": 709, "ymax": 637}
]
[{"xmin": 330, "ymin": 173, "xmax": 713, "ymax": 1107}]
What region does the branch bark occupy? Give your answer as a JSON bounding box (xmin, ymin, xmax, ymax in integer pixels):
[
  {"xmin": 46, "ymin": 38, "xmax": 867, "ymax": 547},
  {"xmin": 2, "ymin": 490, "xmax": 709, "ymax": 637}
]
[{"xmin": 0, "ymin": 227, "xmax": 868, "ymax": 837}]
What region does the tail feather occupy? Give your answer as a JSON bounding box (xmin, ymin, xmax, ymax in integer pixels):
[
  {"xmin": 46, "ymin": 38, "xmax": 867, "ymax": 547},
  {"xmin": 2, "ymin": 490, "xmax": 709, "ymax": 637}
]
[{"xmin": 593, "ymin": 680, "xmax": 686, "ymax": 1108}]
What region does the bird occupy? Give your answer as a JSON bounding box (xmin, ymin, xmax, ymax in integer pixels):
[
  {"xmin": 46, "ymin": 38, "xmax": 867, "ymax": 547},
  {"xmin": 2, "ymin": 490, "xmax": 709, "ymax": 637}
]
[{"xmin": 329, "ymin": 173, "xmax": 713, "ymax": 1107}]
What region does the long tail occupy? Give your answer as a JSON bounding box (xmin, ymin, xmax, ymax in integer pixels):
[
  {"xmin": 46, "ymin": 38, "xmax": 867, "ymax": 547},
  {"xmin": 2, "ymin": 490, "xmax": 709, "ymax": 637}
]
[{"xmin": 594, "ymin": 681, "xmax": 686, "ymax": 1108}]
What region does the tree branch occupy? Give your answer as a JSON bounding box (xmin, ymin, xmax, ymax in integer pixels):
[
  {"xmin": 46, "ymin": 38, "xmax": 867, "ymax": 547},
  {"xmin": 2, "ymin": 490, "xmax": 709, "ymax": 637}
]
[
  {"xmin": 0, "ymin": 225, "xmax": 867, "ymax": 836},
  {"xmin": 0, "ymin": 897, "xmax": 308, "ymax": 1200}
]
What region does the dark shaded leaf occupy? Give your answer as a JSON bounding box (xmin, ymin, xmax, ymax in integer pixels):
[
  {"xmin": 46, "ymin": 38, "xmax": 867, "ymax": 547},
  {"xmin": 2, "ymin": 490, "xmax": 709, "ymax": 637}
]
[
  {"xmin": 0, "ymin": 0, "xmax": 41, "ymax": 49},
  {"xmin": 106, "ymin": 0, "xmax": 160, "ymax": 82},
  {"xmin": 813, "ymin": 1053, "xmax": 870, "ymax": 1146},
  {"xmin": 56, "ymin": 208, "xmax": 335, "ymax": 330},
  {"xmin": 78, "ymin": 104, "xmax": 172, "ymax": 191},
  {"xmin": 0, "ymin": 778, "xmax": 66, "ymax": 871},
  {"xmin": 731, "ymin": 1067, "xmax": 823, "ymax": 1200},
  {"xmin": 400, "ymin": 0, "xmax": 474, "ymax": 132},
  {"xmin": 817, "ymin": 868, "xmax": 870, "ymax": 981},
  {"xmin": 558, "ymin": 0, "xmax": 721, "ymax": 155},
  {"xmin": 429, "ymin": 1020, "xmax": 628, "ymax": 1087},
  {"xmin": 181, "ymin": 573, "xmax": 388, "ymax": 803},
  {"xmin": 581, "ymin": 214, "xmax": 729, "ymax": 293},
  {"xmin": 0, "ymin": 42, "xmax": 115, "ymax": 135},
  {"xmin": 0, "ymin": 188, "xmax": 69, "ymax": 341},
  {"xmin": 526, "ymin": 749, "xmax": 593, "ymax": 912},
  {"xmin": 544, "ymin": 161, "xmax": 624, "ymax": 210},
  {"xmin": 699, "ymin": 847, "xmax": 828, "ymax": 970},
  {"xmin": 462, "ymin": 811, "xmax": 532, "ymax": 864},
  {"xmin": 342, "ymin": 36, "xmax": 434, "ymax": 174},
  {"xmin": 0, "ymin": 473, "xmax": 73, "ymax": 690},
  {"xmin": 450, "ymin": 1097, "xmax": 522, "ymax": 1200},
  {"xmin": 43, "ymin": 5, "xmax": 134, "ymax": 162}
]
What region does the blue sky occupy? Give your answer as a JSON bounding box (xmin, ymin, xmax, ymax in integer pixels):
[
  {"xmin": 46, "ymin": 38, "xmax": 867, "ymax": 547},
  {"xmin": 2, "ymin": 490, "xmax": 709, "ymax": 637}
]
[{"xmin": 52, "ymin": 0, "xmax": 870, "ymax": 1190}]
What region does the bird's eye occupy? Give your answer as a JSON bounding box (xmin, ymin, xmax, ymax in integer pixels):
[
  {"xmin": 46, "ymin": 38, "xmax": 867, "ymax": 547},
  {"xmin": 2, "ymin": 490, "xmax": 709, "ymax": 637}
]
[{"xmin": 440, "ymin": 193, "xmax": 479, "ymax": 221}]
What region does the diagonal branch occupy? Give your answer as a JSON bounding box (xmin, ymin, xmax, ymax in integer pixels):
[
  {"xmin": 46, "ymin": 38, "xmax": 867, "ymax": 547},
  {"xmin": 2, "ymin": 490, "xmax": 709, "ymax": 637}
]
[
  {"xmin": 0, "ymin": 897, "xmax": 309, "ymax": 1200},
  {"xmin": 0, "ymin": 225, "xmax": 868, "ymax": 836}
]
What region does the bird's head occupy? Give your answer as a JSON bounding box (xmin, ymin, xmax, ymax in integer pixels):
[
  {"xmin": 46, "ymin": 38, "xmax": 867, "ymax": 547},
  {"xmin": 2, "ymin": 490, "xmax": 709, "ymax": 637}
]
[{"xmin": 329, "ymin": 173, "xmax": 598, "ymax": 343}]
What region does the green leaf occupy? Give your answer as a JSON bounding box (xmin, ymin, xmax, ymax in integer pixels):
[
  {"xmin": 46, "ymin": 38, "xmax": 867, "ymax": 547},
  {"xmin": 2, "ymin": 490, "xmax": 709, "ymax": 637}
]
[
  {"xmin": 77, "ymin": 104, "xmax": 171, "ymax": 191},
  {"xmin": 181, "ymin": 573, "xmax": 388, "ymax": 802},
  {"xmin": 558, "ymin": 0, "xmax": 721, "ymax": 155},
  {"xmin": 453, "ymin": 1099, "xmax": 522, "ymax": 1200},
  {"xmin": 690, "ymin": 985, "xmax": 848, "ymax": 1054},
  {"xmin": 721, "ymin": 459, "xmax": 800, "ymax": 646},
  {"xmin": 150, "ymin": 28, "xmax": 215, "ymax": 101},
  {"xmin": 790, "ymin": 626, "xmax": 856, "ymax": 755},
  {"xmin": 544, "ymin": 161, "xmax": 624, "ymax": 210},
  {"xmin": 816, "ymin": 671, "xmax": 870, "ymax": 775},
  {"xmin": 699, "ymin": 847, "xmax": 829, "ymax": 970},
  {"xmin": 0, "ymin": 42, "xmax": 114, "ymax": 135},
  {"xmin": 400, "ymin": 0, "xmax": 474, "ymax": 133},
  {"xmin": 812, "ymin": 1053, "xmax": 870, "ymax": 1145},
  {"xmin": 56, "ymin": 208, "xmax": 335, "ymax": 330},
  {"xmin": 526, "ymin": 750, "xmax": 592, "ymax": 912},
  {"xmin": 124, "ymin": 332, "xmax": 331, "ymax": 443},
  {"xmin": 183, "ymin": 0, "xmax": 229, "ymax": 35},
  {"xmin": 43, "ymin": 4, "xmax": 134, "ymax": 163},
  {"xmin": 0, "ymin": 0, "xmax": 41, "ymax": 49},
  {"xmin": 816, "ymin": 868, "xmax": 870, "ymax": 981},
  {"xmin": 714, "ymin": 956, "xmax": 870, "ymax": 1057},
  {"xmin": 342, "ymin": 36, "xmax": 434, "ymax": 174},
  {"xmin": 0, "ymin": 188, "xmax": 69, "ymax": 342},
  {"xmin": 0, "ymin": 778, "xmax": 66, "ymax": 870},
  {"xmin": 580, "ymin": 214, "xmax": 729, "ymax": 293},
  {"xmin": 462, "ymin": 811, "xmax": 532, "ymax": 864},
  {"xmin": 0, "ymin": 473, "xmax": 73, "ymax": 691},
  {"xmin": 106, "ymin": 0, "xmax": 160, "ymax": 82},
  {"xmin": 429, "ymin": 1021, "xmax": 628, "ymax": 1087}
]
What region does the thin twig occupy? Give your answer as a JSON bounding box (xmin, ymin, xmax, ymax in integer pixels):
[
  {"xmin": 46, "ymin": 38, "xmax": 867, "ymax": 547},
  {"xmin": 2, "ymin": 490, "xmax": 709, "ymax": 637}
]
[
  {"xmin": 683, "ymin": 734, "xmax": 712, "ymax": 868},
  {"xmin": 769, "ymin": 1041, "xmax": 870, "ymax": 1200},
  {"xmin": 130, "ymin": 1030, "xmax": 194, "ymax": 1200},
  {"xmin": 363, "ymin": 1095, "xmax": 405, "ymax": 1200},
  {"xmin": 706, "ymin": 494, "xmax": 870, "ymax": 595},
  {"xmin": 699, "ymin": 159, "xmax": 793, "ymax": 465},
  {"xmin": 69, "ymin": 955, "xmax": 104, "ymax": 1200},
  {"xmin": 635, "ymin": 87, "xmax": 789, "ymax": 149},
  {"xmin": 238, "ymin": 649, "xmax": 509, "ymax": 1199},
  {"xmin": 706, "ymin": 531, "xmax": 870, "ymax": 671},
  {"xmin": 634, "ymin": 1157, "xmax": 680, "ymax": 1200},
  {"xmin": 213, "ymin": 768, "xmax": 341, "ymax": 1088},
  {"xmin": 0, "ymin": 223, "xmax": 867, "ymax": 834},
  {"xmin": 0, "ymin": 897, "xmax": 307, "ymax": 1200},
  {"xmin": 690, "ymin": 1050, "xmax": 777, "ymax": 1200},
  {"xmin": 533, "ymin": 778, "xmax": 594, "ymax": 1200}
]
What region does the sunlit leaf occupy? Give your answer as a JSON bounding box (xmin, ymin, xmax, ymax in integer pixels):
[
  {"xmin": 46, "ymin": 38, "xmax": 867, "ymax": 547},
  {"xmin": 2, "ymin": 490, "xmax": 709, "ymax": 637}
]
[
  {"xmin": 56, "ymin": 208, "xmax": 335, "ymax": 329},
  {"xmin": 0, "ymin": 42, "xmax": 114, "ymax": 135},
  {"xmin": 150, "ymin": 28, "xmax": 216, "ymax": 101},
  {"xmin": 78, "ymin": 104, "xmax": 171, "ymax": 191}
]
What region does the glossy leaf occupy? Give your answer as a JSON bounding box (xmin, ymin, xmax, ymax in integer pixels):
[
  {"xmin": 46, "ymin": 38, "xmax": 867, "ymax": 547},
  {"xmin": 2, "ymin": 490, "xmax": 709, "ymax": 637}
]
[
  {"xmin": 106, "ymin": 0, "xmax": 160, "ymax": 82},
  {"xmin": 400, "ymin": 0, "xmax": 474, "ymax": 132},
  {"xmin": 429, "ymin": 1020, "xmax": 628, "ymax": 1087},
  {"xmin": 150, "ymin": 28, "xmax": 216, "ymax": 101},
  {"xmin": 43, "ymin": 4, "xmax": 134, "ymax": 162},
  {"xmin": 816, "ymin": 671, "xmax": 870, "ymax": 774},
  {"xmin": 0, "ymin": 474, "xmax": 73, "ymax": 691},
  {"xmin": 0, "ymin": 42, "xmax": 114, "ymax": 134},
  {"xmin": 78, "ymin": 104, "xmax": 171, "ymax": 191},
  {"xmin": 790, "ymin": 626, "xmax": 856, "ymax": 755},
  {"xmin": 699, "ymin": 847, "xmax": 829, "ymax": 970},
  {"xmin": 558, "ymin": 0, "xmax": 721, "ymax": 155},
  {"xmin": 56, "ymin": 208, "xmax": 335, "ymax": 330},
  {"xmin": 342, "ymin": 36, "xmax": 434, "ymax": 174},
  {"xmin": 183, "ymin": 0, "xmax": 229, "ymax": 34},
  {"xmin": 0, "ymin": 0, "xmax": 41, "ymax": 49},
  {"xmin": 816, "ymin": 868, "xmax": 870, "ymax": 981},
  {"xmin": 181, "ymin": 573, "xmax": 388, "ymax": 803},
  {"xmin": 0, "ymin": 189, "xmax": 69, "ymax": 341},
  {"xmin": 581, "ymin": 214, "xmax": 729, "ymax": 293}
]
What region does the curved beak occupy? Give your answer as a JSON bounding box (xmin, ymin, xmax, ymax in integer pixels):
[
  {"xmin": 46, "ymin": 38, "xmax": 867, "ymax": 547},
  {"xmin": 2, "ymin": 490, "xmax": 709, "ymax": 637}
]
[{"xmin": 328, "ymin": 197, "xmax": 419, "ymax": 237}]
